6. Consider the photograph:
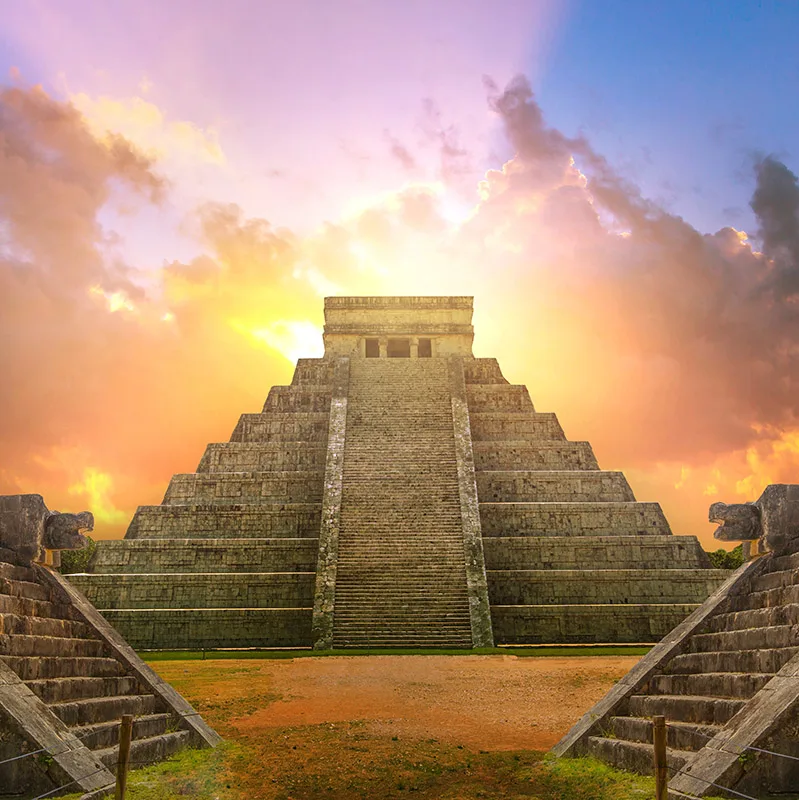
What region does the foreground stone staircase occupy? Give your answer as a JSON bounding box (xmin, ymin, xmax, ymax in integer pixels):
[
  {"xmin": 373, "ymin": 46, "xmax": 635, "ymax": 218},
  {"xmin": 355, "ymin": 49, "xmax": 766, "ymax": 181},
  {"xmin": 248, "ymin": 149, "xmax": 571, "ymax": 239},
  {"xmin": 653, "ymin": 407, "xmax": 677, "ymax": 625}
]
[
  {"xmin": 465, "ymin": 358, "xmax": 728, "ymax": 644},
  {"xmin": 0, "ymin": 543, "xmax": 218, "ymax": 797},
  {"xmin": 554, "ymin": 517, "xmax": 799, "ymax": 797},
  {"xmin": 70, "ymin": 358, "xmax": 334, "ymax": 650},
  {"xmin": 332, "ymin": 359, "xmax": 472, "ymax": 647}
]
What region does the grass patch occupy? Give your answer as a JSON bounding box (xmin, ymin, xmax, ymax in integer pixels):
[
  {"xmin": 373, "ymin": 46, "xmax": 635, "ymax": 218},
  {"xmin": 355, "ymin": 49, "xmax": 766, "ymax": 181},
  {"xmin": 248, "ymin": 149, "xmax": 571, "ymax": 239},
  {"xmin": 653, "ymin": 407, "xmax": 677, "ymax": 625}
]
[
  {"xmin": 59, "ymin": 744, "xmax": 230, "ymax": 799},
  {"xmin": 142, "ymin": 645, "xmax": 651, "ymax": 661}
]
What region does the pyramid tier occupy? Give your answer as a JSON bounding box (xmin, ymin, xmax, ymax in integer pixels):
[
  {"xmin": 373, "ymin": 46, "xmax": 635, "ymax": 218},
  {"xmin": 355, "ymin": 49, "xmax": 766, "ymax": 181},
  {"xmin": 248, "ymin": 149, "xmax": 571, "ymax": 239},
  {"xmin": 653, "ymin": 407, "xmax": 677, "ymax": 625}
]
[{"xmin": 197, "ymin": 442, "xmax": 327, "ymax": 473}]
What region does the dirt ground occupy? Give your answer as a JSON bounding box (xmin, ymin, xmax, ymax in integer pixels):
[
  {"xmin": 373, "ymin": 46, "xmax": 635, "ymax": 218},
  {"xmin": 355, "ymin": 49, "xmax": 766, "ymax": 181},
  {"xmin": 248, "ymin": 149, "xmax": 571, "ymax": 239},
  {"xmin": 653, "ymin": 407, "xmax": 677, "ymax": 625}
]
[{"xmin": 155, "ymin": 654, "xmax": 639, "ymax": 751}]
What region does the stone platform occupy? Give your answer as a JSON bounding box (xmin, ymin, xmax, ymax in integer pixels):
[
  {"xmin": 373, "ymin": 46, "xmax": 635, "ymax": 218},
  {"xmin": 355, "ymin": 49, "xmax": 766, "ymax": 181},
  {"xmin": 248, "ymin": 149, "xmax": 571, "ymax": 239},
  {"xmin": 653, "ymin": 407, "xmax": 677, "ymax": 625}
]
[{"xmin": 72, "ymin": 297, "xmax": 727, "ymax": 649}]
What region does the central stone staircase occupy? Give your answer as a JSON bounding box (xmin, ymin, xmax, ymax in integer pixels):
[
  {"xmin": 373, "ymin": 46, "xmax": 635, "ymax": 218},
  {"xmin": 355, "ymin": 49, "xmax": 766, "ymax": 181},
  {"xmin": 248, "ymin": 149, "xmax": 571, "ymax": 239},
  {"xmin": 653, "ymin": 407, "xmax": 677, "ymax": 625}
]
[{"xmin": 332, "ymin": 359, "xmax": 472, "ymax": 647}]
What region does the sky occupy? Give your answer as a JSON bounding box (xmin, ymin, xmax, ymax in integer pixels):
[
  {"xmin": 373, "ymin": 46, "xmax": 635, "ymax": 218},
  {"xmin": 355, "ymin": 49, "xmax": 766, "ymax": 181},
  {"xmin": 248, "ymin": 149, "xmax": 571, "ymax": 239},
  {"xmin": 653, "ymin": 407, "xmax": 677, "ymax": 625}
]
[{"xmin": 1, "ymin": 0, "xmax": 798, "ymax": 547}]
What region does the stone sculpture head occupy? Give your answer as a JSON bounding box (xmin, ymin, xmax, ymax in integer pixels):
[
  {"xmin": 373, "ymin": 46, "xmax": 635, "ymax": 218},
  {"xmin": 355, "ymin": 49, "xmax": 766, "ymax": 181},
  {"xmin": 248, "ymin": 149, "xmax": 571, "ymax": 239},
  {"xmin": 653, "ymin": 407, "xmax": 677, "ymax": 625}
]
[
  {"xmin": 0, "ymin": 494, "xmax": 93, "ymax": 565},
  {"xmin": 710, "ymin": 484, "xmax": 799, "ymax": 555}
]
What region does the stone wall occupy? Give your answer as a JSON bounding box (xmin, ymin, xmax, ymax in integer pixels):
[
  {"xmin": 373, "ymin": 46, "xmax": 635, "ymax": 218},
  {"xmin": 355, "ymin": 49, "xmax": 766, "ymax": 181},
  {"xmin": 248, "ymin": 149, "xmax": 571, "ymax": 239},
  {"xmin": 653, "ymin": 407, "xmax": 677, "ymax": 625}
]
[
  {"xmin": 99, "ymin": 608, "xmax": 311, "ymax": 649},
  {"xmin": 69, "ymin": 572, "xmax": 314, "ymax": 609},
  {"xmin": 126, "ymin": 504, "xmax": 321, "ymax": 539},
  {"xmin": 476, "ymin": 471, "xmax": 635, "ymax": 503},
  {"xmin": 197, "ymin": 443, "xmax": 327, "ymax": 473},
  {"xmin": 230, "ymin": 412, "xmax": 329, "ymax": 443},
  {"xmin": 483, "ymin": 535, "xmax": 711, "ymax": 570},
  {"xmin": 163, "ymin": 472, "xmax": 324, "ymax": 504},
  {"xmin": 478, "ymin": 502, "xmax": 671, "ymax": 537},
  {"xmin": 469, "ymin": 412, "xmax": 566, "ymax": 441},
  {"xmin": 487, "ymin": 569, "xmax": 727, "ymax": 605},
  {"xmin": 93, "ymin": 539, "xmax": 318, "ymax": 572},
  {"xmin": 473, "ymin": 442, "xmax": 598, "ymax": 471}
]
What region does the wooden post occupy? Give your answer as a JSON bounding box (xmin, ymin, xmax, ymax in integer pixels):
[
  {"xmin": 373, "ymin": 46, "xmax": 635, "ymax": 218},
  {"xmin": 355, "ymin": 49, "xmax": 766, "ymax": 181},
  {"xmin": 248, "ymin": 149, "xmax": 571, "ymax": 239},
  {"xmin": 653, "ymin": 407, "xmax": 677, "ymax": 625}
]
[
  {"xmin": 115, "ymin": 714, "xmax": 133, "ymax": 800},
  {"xmin": 653, "ymin": 715, "xmax": 667, "ymax": 800}
]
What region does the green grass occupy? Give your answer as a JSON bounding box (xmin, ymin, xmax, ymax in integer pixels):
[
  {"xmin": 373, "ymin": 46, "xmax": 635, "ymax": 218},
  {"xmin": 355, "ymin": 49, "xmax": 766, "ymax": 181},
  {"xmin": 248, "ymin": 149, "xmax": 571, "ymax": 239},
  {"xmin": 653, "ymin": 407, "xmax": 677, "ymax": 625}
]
[
  {"xmin": 56, "ymin": 747, "xmax": 729, "ymax": 800},
  {"xmin": 141, "ymin": 644, "xmax": 651, "ymax": 661}
]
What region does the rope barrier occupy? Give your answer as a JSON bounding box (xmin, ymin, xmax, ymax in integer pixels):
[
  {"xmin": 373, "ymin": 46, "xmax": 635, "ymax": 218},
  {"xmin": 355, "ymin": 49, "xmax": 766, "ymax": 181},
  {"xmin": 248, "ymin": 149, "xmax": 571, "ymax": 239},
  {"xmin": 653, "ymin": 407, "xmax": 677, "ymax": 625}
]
[
  {"xmin": 665, "ymin": 762, "xmax": 762, "ymax": 800},
  {"xmin": 665, "ymin": 721, "xmax": 799, "ymax": 763},
  {"xmin": 29, "ymin": 765, "xmax": 111, "ymax": 800}
]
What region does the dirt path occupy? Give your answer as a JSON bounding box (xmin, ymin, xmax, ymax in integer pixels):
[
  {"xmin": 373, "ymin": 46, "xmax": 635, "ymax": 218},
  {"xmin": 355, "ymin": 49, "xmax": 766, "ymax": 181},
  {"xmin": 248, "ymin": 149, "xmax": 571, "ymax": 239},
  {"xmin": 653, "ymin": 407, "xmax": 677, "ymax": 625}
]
[{"xmin": 156, "ymin": 654, "xmax": 638, "ymax": 751}]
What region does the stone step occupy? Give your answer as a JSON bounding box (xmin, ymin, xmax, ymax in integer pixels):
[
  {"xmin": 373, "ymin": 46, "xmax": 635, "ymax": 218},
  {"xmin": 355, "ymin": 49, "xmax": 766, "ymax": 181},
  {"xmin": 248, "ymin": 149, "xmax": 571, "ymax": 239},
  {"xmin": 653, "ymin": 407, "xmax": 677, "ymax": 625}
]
[
  {"xmin": 478, "ymin": 501, "xmax": 672, "ymax": 537},
  {"xmin": 469, "ymin": 412, "xmax": 566, "ymax": 442},
  {"xmin": 627, "ymin": 694, "xmax": 746, "ymax": 725},
  {"xmin": 472, "ymin": 441, "xmax": 598, "ymax": 471},
  {"xmin": 725, "ymin": 583, "xmax": 799, "ymax": 612},
  {"xmin": 586, "ymin": 736, "xmax": 691, "ymax": 776},
  {"xmin": 0, "ymin": 612, "xmax": 94, "ymax": 639},
  {"xmin": 73, "ymin": 713, "xmax": 174, "ymax": 751},
  {"xmin": 482, "ymin": 536, "xmax": 710, "ymax": 571},
  {"xmin": 127, "ymin": 503, "xmax": 322, "ymax": 540},
  {"xmin": 607, "ymin": 716, "xmax": 721, "ymax": 752},
  {"xmin": 92, "ymin": 538, "xmax": 319, "ymax": 573},
  {"xmin": 490, "ymin": 603, "xmax": 701, "ymax": 645},
  {"xmin": 163, "ymin": 471, "xmax": 324, "ymax": 505},
  {"xmin": 96, "ymin": 729, "xmax": 191, "ymax": 771},
  {"xmin": 230, "ymin": 412, "xmax": 330, "ymax": 443},
  {"xmin": 25, "ymin": 676, "xmax": 143, "ymax": 704},
  {"xmin": 665, "ymin": 647, "xmax": 799, "ymax": 675},
  {"xmin": 688, "ymin": 625, "xmax": 797, "ymax": 653},
  {"xmin": 70, "ymin": 572, "xmax": 315, "ymax": 610},
  {"xmin": 0, "ymin": 634, "xmax": 107, "ymax": 658},
  {"xmin": 644, "ymin": 672, "xmax": 772, "ymax": 699},
  {"xmin": 0, "ymin": 656, "xmax": 126, "ymax": 681},
  {"xmin": 0, "ymin": 575, "xmax": 51, "ymax": 602},
  {"xmin": 98, "ymin": 607, "xmax": 313, "ymax": 650},
  {"xmin": 748, "ymin": 567, "xmax": 799, "ymax": 593},
  {"xmin": 50, "ymin": 693, "xmax": 159, "ymax": 726},
  {"xmin": 333, "ymin": 636, "xmax": 473, "ymax": 648},
  {"xmin": 477, "ymin": 471, "xmax": 635, "ymax": 503},
  {"xmin": 487, "ymin": 569, "xmax": 727, "ymax": 605},
  {"xmin": 769, "ymin": 549, "xmax": 799, "ymax": 572},
  {"xmin": 197, "ymin": 442, "xmax": 328, "ymax": 474},
  {"xmin": 703, "ymin": 603, "xmax": 799, "ymax": 633}
]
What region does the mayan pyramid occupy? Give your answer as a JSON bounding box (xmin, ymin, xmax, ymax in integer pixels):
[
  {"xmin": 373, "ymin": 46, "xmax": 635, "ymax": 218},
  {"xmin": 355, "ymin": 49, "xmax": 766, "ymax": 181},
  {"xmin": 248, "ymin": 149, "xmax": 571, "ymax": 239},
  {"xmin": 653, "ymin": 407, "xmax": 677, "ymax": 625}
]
[{"xmin": 71, "ymin": 296, "xmax": 727, "ymax": 649}]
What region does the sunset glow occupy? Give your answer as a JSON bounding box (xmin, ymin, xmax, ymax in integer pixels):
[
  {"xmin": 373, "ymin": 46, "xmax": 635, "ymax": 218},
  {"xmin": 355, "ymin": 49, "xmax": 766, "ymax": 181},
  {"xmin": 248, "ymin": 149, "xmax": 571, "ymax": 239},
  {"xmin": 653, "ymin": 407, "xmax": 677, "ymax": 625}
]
[{"xmin": 2, "ymin": 2, "xmax": 798, "ymax": 548}]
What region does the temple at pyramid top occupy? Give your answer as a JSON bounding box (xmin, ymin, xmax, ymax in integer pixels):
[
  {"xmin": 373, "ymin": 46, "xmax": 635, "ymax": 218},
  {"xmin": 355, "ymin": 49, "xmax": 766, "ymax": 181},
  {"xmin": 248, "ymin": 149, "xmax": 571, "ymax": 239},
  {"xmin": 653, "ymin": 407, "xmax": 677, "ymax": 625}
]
[{"xmin": 323, "ymin": 295, "xmax": 475, "ymax": 357}]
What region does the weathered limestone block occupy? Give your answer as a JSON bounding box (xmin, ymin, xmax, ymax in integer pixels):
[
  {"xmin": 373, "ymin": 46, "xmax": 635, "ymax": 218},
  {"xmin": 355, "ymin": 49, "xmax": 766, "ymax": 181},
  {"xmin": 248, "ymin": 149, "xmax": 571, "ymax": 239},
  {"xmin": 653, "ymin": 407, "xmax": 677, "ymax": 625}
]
[
  {"xmin": 162, "ymin": 471, "xmax": 324, "ymax": 504},
  {"xmin": 198, "ymin": 443, "xmax": 328, "ymax": 473},
  {"xmin": 463, "ymin": 358, "xmax": 508, "ymax": 384},
  {"xmin": 469, "ymin": 412, "xmax": 566, "ymax": 441},
  {"xmin": 466, "ymin": 384, "xmax": 534, "ymax": 413},
  {"xmin": 127, "ymin": 503, "xmax": 321, "ymax": 539},
  {"xmin": 483, "ymin": 535, "xmax": 711, "ymax": 570},
  {"xmin": 0, "ymin": 494, "xmax": 92, "ymax": 564},
  {"xmin": 473, "ymin": 441, "xmax": 599, "ymax": 471},
  {"xmin": 230, "ymin": 412, "xmax": 330, "ymax": 442},
  {"xmin": 492, "ymin": 603, "xmax": 700, "ymax": 644},
  {"xmin": 487, "ymin": 569, "xmax": 729, "ymax": 605},
  {"xmin": 479, "ymin": 501, "xmax": 672, "ymax": 537},
  {"xmin": 263, "ymin": 385, "xmax": 332, "ymax": 413},
  {"xmin": 476, "ymin": 471, "xmax": 635, "ymax": 503},
  {"xmin": 100, "ymin": 608, "xmax": 312, "ymax": 650},
  {"xmin": 92, "ymin": 538, "xmax": 318, "ymax": 573},
  {"xmin": 70, "ymin": 572, "xmax": 314, "ymax": 609}
]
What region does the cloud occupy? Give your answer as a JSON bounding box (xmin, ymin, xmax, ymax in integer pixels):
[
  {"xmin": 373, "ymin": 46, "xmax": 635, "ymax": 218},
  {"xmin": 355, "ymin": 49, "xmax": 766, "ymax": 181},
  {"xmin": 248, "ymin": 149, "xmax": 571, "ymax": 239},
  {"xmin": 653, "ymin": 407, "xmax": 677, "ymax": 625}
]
[
  {"xmin": 70, "ymin": 91, "xmax": 226, "ymax": 166},
  {"xmin": 1, "ymin": 74, "xmax": 797, "ymax": 545}
]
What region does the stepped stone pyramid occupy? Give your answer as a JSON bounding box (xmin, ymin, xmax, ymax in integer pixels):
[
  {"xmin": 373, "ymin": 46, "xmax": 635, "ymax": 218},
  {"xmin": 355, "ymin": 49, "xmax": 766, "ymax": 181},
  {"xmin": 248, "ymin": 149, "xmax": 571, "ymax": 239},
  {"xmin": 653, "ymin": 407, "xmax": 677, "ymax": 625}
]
[
  {"xmin": 0, "ymin": 494, "xmax": 219, "ymax": 798},
  {"xmin": 554, "ymin": 484, "xmax": 799, "ymax": 798},
  {"xmin": 71, "ymin": 296, "xmax": 727, "ymax": 649}
]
